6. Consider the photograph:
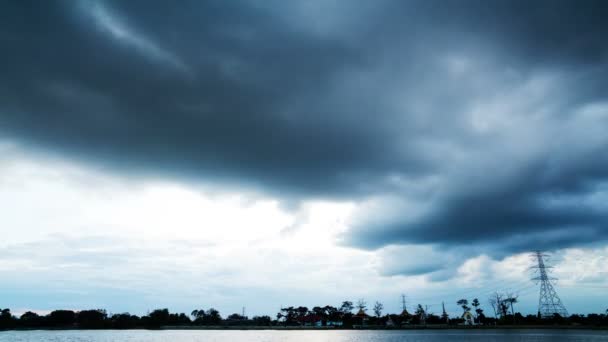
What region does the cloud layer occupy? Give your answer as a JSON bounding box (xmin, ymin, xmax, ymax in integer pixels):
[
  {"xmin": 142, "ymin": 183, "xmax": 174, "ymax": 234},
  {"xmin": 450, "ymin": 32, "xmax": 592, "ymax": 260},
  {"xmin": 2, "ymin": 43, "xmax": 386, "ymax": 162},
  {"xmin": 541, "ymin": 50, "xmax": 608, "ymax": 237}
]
[{"xmin": 1, "ymin": 0, "xmax": 608, "ymax": 277}]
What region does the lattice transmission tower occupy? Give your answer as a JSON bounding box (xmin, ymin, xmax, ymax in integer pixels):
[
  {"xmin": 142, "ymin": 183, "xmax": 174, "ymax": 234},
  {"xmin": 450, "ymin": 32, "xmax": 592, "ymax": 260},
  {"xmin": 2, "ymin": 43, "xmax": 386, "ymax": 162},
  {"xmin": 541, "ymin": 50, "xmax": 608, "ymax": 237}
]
[{"xmin": 530, "ymin": 251, "xmax": 568, "ymax": 318}]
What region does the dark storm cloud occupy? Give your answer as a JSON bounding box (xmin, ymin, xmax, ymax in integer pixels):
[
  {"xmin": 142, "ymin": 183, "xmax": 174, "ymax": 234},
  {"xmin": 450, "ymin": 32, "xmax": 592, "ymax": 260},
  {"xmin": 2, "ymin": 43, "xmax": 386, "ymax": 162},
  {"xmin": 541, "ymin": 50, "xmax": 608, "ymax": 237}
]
[
  {"xmin": 0, "ymin": 0, "xmax": 425, "ymax": 198},
  {"xmin": 347, "ymin": 152, "xmax": 608, "ymax": 249},
  {"xmin": 1, "ymin": 0, "xmax": 608, "ymax": 268}
]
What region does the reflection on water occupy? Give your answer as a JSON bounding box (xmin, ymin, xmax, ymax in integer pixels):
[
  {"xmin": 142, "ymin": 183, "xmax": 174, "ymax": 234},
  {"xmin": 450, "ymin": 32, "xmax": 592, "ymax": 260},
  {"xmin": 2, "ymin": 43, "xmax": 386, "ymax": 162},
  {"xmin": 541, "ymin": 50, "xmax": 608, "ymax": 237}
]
[{"xmin": 1, "ymin": 329, "xmax": 607, "ymax": 342}]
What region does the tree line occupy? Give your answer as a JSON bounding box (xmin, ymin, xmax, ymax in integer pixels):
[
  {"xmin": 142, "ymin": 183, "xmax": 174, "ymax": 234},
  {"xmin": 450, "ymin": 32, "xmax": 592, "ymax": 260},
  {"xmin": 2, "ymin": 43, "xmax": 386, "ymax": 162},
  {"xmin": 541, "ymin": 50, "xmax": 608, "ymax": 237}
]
[
  {"xmin": 0, "ymin": 301, "xmax": 607, "ymax": 330},
  {"xmin": 0, "ymin": 308, "xmax": 272, "ymax": 330}
]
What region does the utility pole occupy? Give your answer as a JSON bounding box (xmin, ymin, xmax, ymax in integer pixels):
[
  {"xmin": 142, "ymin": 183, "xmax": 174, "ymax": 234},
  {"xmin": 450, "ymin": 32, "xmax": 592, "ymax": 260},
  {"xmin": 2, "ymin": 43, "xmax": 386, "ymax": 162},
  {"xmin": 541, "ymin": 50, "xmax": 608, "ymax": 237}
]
[{"xmin": 531, "ymin": 251, "xmax": 568, "ymax": 318}]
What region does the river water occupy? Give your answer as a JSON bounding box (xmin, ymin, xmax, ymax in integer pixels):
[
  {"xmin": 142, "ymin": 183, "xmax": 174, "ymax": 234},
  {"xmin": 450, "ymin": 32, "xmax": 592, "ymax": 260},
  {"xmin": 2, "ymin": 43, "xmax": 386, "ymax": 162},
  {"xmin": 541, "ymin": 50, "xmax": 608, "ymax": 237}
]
[{"xmin": 0, "ymin": 329, "xmax": 606, "ymax": 341}]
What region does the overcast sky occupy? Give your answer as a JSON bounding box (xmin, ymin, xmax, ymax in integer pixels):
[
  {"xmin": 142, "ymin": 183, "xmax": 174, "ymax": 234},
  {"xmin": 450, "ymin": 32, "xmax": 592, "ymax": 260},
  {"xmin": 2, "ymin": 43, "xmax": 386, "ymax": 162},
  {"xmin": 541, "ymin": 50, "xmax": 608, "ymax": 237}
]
[{"xmin": 1, "ymin": 0, "xmax": 607, "ymax": 317}]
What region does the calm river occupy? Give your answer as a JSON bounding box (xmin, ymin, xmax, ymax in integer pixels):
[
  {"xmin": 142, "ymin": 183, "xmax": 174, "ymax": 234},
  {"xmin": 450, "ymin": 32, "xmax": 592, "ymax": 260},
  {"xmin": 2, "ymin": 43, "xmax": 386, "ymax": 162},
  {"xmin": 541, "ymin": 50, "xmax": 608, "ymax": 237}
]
[{"xmin": 1, "ymin": 329, "xmax": 607, "ymax": 341}]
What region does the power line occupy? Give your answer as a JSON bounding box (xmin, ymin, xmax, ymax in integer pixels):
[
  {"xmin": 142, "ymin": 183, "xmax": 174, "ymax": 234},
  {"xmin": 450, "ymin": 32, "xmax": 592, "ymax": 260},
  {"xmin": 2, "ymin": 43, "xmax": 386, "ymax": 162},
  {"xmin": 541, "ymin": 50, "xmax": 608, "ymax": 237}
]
[{"xmin": 405, "ymin": 278, "xmax": 532, "ymax": 304}]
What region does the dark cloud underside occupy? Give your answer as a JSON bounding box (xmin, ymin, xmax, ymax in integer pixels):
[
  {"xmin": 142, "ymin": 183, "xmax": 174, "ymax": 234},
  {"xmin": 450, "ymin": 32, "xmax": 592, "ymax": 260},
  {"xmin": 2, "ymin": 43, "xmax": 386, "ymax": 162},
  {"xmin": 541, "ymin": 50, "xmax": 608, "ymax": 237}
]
[{"xmin": 1, "ymin": 0, "xmax": 608, "ymax": 265}]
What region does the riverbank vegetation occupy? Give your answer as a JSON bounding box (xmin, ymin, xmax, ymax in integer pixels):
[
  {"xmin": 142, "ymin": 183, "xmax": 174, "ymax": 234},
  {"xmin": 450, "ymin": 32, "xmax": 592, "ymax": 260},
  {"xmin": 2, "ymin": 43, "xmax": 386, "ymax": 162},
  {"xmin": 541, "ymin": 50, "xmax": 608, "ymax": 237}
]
[{"xmin": 1, "ymin": 303, "xmax": 607, "ymax": 330}]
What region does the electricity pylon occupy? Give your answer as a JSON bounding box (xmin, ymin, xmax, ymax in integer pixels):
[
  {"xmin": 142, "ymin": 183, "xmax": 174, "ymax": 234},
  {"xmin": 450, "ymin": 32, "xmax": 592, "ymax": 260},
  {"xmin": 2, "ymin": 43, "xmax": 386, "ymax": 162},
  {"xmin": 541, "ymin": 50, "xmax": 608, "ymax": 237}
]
[{"xmin": 531, "ymin": 251, "xmax": 568, "ymax": 318}]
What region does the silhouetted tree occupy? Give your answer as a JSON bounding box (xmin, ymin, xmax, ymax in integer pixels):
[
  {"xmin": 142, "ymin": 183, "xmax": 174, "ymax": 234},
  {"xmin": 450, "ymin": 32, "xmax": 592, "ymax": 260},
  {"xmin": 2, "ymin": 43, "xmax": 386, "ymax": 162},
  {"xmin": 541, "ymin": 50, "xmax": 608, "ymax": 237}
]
[
  {"xmin": 205, "ymin": 308, "xmax": 222, "ymax": 325},
  {"xmin": 425, "ymin": 313, "xmax": 443, "ymax": 324},
  {"xmin": 295, "ymin": 306, "xmax": 309, "ymax": 325},
  {"xmin": 325, "ymin": 305, "xmax": 341, "ymax": 323},
  {"xmin": 76, "ymin": 309, "xmax": 107, "ymax": 329},
  {"xmin": 356, "ymin": 299, "xmax": 367, "ymax": 312},
  {"xmin": 489, "ymin": 292, "xmax": 502, "ymax": 319},
  {"xmin": 252, "ymin": 315, "xmax": 272, "ymax": 326},
  {"xmin": 147, "ymin": 309, "xmax": 170, "ymax": 328},
  {"xmin": 312, "ymin": 306, "xmax": 327, "ymax": 324},
  {"xmin": 191, "ymin": 308, "xmax": 221, "ymax": 325},
  {"xmin": 505, "ymin": 294, "xmax": 518, "ymax": 316},
  {"xmin": 340, "ymin": 301, "xmax": 354, "ymax": 314},
  {"xmin": 340, "ymin": 301, "xmax": 355, "ymax": 327},
  {"xmin": 414, "ymin": 304, "xmax": 426, "ymax": 324},
  {"xmin": 0, "ymin": 309, "xmax": 16, "ymax": 329},
  {"xmin": 168, "ymin": 312, "xmax": 191, "ymax": 325},
  {"xmin": 19, "ymin": 311, "xmax": 42, "ymax": 328},
  {"xmin": 0, "ymin": 304, "xmax": 607, "ymax": 330},
  {"xmin": 227, "ymin": 313, "xmax": 246, "ymax": 320},
  {"xmin": 456, "ymin": 299, "xmax": 470, "ymax": 313},
  {"xmin": 278, "ymin": 307, "xmax": 297, "ymax": 325},
  {"xmin": 504, "ymin": 294, "xmax": 518, "ymax": 323},
  {"xmin": 47, "ymin": 310, "xmax": 76, "ymax": 327},
  {"xmin": 373, "ymin": 301, "xmax": 383, "ymax": 318},
  {"xmin": 110, "ymin": 313, "xmax": 140, "ymax": 329},
  {"xmin": 471, "ymin": 298, "xmax": 480, "ymax": 317}
]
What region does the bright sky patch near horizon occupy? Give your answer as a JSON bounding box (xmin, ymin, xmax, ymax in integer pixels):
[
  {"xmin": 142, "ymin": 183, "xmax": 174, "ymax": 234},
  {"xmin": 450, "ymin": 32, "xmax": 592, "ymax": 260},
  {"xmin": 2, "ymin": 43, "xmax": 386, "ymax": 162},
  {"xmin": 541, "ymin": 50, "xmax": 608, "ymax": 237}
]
[{"xmin": 1, "ymin": 0, "xmax": 607, "ymax": 317}]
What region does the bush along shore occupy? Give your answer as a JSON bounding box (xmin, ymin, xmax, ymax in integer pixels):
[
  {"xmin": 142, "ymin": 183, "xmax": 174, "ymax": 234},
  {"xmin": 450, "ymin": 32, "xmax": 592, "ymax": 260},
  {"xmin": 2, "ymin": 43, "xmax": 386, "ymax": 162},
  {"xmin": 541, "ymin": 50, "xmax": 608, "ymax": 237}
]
[{"xmin": 1, "ymin": 303, "xmax": 607, "ymax": 330}]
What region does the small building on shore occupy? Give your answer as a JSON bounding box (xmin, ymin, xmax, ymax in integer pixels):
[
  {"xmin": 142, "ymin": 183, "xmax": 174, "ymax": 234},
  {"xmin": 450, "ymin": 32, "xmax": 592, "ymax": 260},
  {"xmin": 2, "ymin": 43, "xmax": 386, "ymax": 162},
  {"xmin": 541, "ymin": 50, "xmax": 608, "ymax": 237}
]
[
  {"xmin": 461, "ymin": 311, "xmax": 477, "ymax": 325},
  {"xmin": 354, "ymin": 309, "xmax": 370, "ymax": 325}
]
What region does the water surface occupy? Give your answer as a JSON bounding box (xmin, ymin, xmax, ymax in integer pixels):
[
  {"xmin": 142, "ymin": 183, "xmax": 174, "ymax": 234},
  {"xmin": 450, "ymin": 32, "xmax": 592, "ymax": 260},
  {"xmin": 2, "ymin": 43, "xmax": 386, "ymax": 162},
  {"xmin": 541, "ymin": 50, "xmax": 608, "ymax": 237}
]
[{"xmin": 1, "ymin": 329, "xmax": 607, "ymax": 341}]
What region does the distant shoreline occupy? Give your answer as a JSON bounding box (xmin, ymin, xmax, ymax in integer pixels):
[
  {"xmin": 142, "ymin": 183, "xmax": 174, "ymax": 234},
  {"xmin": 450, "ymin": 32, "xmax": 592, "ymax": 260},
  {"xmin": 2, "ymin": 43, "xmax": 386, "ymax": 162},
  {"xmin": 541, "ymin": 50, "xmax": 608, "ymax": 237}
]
[
  {"xmin": 160, "ymin": 325, "xmax": 608, "ymax": 331},
  {"xmin": 5, "ymin": 325, "xmax": 607, "ymax": 331}
]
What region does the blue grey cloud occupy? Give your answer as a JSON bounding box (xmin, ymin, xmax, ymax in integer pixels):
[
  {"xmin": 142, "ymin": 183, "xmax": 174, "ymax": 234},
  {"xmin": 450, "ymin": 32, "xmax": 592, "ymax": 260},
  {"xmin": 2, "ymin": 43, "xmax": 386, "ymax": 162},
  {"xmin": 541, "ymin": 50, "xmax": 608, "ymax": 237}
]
[{"xmin": 1, "ymin": 0, "xmax": 608, "ymax": 274}]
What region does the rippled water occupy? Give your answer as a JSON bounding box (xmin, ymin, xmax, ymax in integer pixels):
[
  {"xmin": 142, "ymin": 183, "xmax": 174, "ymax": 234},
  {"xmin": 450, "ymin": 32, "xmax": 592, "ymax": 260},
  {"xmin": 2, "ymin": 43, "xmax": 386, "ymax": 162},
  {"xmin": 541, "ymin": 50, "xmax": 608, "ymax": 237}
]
[{"xmin": 1, "ymin": 329, "xmax": 607, "ymax": 341}]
